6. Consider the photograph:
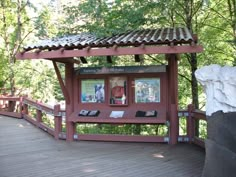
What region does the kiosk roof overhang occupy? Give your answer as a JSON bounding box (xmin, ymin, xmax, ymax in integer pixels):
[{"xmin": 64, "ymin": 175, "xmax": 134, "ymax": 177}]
[{"xmin": 16, "ymin": 27, "xmax": 203, "ymax": 61}]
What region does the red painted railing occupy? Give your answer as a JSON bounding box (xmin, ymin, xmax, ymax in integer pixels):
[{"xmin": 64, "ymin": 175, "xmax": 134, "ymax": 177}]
[
  {"xmin": 0, "ymin": 96, "xmax": 22, "ymax": 118},
  {"xmin": 190, "ymin": 109, "xmax": 207, "ymax": 148},
  {"xmin": 178, "ymin": 105, "xmax": 206, "ymax": 148},
  {"xmin": 0, "ymin": 97, "xmax": 206, "ymax": 146},
  {"xmin": 0, "ymin": 96, "xmax": 65, "ymax": 140}
]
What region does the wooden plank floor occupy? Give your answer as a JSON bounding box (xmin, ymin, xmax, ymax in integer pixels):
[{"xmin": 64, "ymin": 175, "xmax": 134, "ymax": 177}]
[{"xmin": 0, "ymin": 116, "xmax": 205, "ymax": 177}]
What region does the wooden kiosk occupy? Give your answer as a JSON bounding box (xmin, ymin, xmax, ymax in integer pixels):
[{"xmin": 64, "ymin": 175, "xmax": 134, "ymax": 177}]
[{"xmin": 17, "ymin": 28, "xmax": 203, "ymax": 144}]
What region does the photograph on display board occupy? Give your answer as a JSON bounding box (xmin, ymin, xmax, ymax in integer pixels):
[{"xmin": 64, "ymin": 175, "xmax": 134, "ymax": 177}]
[
  {"xmin": 135, "ymin": 78, "xmax": 160, "ymax": 103},
  {"xmin": 109, "ymin": 77, "xmax": 127, "ymax": 105},
  {"xmin": 81, "ymin": 79, "xmax": 105, "ymax": 103}
]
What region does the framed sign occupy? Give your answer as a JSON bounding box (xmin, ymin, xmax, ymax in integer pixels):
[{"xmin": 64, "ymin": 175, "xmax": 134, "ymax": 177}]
[
  {"xmin": 78, "ymin": 65, "xmax": 166, "ymax": 75},
  {"xmin": 81, "ymin": 79, "xmax": 105, "ymax": 103},
  {"xmin": 109, "ymin": 76, "xmax": 127, "ymax": 105},
  {"xmin": 135, "ymin": 78, "xmax": 160, "ymax": 103}
]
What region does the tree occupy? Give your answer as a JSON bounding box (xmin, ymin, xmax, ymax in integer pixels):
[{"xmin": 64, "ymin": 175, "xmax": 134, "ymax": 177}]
[
  {"xmin": 206, "ymin": 0, "xmax": 236, "ymax": 65},
  {"xmin": 0, "ymin": 0, "xmax": 60, "ymax": 104},
  {"xmin": 60, "ymin": 0, "xmax": 161, "ymax": 36},
  {"xmin": 0, "ymin": 0, "xmax": 31, "ymax": 96}
]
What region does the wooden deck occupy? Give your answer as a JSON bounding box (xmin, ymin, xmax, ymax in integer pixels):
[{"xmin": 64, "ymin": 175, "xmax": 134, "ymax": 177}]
[{"xmin": 0, "ymin": 115, "xmax": 205, "ymax": 177}]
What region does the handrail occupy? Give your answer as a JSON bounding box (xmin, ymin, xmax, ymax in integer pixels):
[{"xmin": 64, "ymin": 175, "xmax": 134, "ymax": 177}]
[
  {"xmin": 189, "ymin": 105, "xmax": 206, "ymax": 148},
  {"xmin": 0, "ymin": 96, "xmax": 20, "ymax": 101},
  {"xmin": 0, "ymin": 96, "xmax": 64, "ymax": 140},
  {"xmin": 192, "ymin": 109, "xmax": 206, "ymax": 120},
  {"xmin": 178, "ymin": 105, "xmax": 206, "ymax": 148},
  {"xmin": 0, "ymin": 96, "xmax": 22, "ymax": 118},
  {"xmin": 23, "ymin": 97, "xmax": 54, "ymax": 114},
  {"xmin": 0, "ymin": 96, "xmax": 207, "ymax": 145},
  {"xmin": 22, "ymin": 97, "xmax": 64, "ymax": 139}
]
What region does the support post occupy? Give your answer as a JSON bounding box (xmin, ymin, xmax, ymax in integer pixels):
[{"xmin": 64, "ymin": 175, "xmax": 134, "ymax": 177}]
[
  {"xmin": 54, "ymin": 104, "xmax": 62, "ymax": 140},
  {"xmin": 19, "ymin": 97, "xmax": 23, "ymax": 118},
  {"xmin": 22, "ymin": 103, "xmax": 28, "ymax": 115},
  {"xmin": 187, "ymin": 104, "xmax": 195, "ymax": 143},
  {"xmin": 8, "ymin": 101, "xmax": 15, "ymax": 112},
  {"xmin": 167, "ymin": 54, "xmax": 179, "ymax": 145},
  {"xmin": 53, "ymin": 61, "xmax": 70, "ymax": 104},
  {"xmin": 65, "ymin": 63, "xmax": 74, "ymax": 141},
  {"xmin": 36, "ymin": 109, "xmax": 42, "ymax": 124},
  {"xmin": 170, "ymin": 104, "xmax": 178, "ymax": 144}
]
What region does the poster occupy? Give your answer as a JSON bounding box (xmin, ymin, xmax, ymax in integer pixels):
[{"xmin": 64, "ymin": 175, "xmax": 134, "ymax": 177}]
[
  {"xmin": 135, "ymin": 78, "xmax": 160, "ymax": 103},
  {"xmin": 109, "ymin": 76, "xmax": 127, "ymax": 105},
  {"xmin": 81, "ymin": 79, "xmax": 105, "ymax": 103}
]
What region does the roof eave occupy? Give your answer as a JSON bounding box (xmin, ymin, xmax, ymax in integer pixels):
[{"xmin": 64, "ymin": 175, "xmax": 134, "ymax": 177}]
[{"xmin": 17, "ymin": 44, "xmax": 203, "ymax": 61}]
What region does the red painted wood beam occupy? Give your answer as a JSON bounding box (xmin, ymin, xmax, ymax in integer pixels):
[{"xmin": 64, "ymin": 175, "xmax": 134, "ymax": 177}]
[
  {"xmin": 0, "ymin": 97, "xmax": 20, "ymax": 101},
  {"xmin": 167, "ymin": 54, "xmax": 179, "ymax": 145},
  {"xmin": 47, "ymin": 58, "xmax": 81, "ymax": 65},
  {"xmin": 16, "ymin": 45, "xmax": 203, "ymax": 60},
  {"xmin": 80, "ymin": 57, "xmax": 88, "ymax": 64},
  {"xmin": 54, "ymin": 104, "xmax": 62, "ymax": 140},
  {"xmin": 65, "ymin": 63, "xmax": 75, "ymax": 142},
  {"xmin": 52, "ymin": 61, "xmax": 70, "ymax": 104}
]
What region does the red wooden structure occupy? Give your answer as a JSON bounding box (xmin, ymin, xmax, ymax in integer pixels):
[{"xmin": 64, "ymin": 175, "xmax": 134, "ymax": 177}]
[{"xmin": 16, "ymin": 28, "xmax": 203, "ymax": 144}]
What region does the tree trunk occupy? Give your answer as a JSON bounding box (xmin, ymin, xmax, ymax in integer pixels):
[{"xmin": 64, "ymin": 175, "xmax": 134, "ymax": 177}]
[
  {"xmin": 190, "ymin": 53, "xmax": 199, "ymax": 109},
  {"xmin": 190, "ymin": 53, "xmax": 199, "ymax": 136},
  {"xmin": 184, "ymin": 0, "xmax": 199, "ymax": 109},
  {"xmin": 9, "ymin": 0, "xmax": 22, "ymax": 97}
]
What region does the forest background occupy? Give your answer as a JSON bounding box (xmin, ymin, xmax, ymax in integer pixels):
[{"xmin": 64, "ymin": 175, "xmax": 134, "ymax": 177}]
[{"xmin": 0, "ymin": 0, "xmax": 235, "ymax": 114}]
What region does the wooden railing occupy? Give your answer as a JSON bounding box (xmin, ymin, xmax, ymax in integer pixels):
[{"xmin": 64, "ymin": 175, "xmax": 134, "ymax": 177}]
[
  {"xmin": 0, "ymin": 96, "xmax": 22, "ymax": 118},
  {"xmin": 0, "ymin": 96, "xmax": 65, "ymax": 140},
  {"xmin": 191, "ymin": 109, "xmax": 207, "ymax": 148},
  {"xmin": 0, "ymin": 96, "xmax": 207, "ymax": 146},
  {"xmin": 178, "ymin": 105, "xmax": 206, "ymax": 148}
]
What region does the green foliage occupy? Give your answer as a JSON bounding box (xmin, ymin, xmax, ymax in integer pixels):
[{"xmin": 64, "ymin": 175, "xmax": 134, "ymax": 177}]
[
  {"xmin": 14, "ymin": 60, "xmax": 56, "ymax": 102},
  {"xmin": 42, "ymin": 113, "xmax": 55, "ymax": 129},
  {"xmin": 198, "ymin": 120, "xmax": 207, "ymax": 139},
  {"xmin": 76, "ymin": 123, "xmax": 168, "ymax": 136},
  {"xmin": 0, "ymin": 52, "xmax": 8, "ymax": 87},
  {"xmin": 60, "ymin": 0, "xmax": 162, "ymax": 36},
  {"xmin": 0, "ymin": 0, "xmax": 39, "ymax": 95},
  {"xmin": 179, "ymin": 117, "xmax": 187, "ymax": 136},
  {"xmin": 1, "ymin": 0, "xmax": 235, "ymax": 137},
  {"xmin": 28, "ymin": 105, "xmax": 37, "ymax": 119},
  {"xmin": 34, "ymin": 6, "xmax": 58, "ymax": 38}
]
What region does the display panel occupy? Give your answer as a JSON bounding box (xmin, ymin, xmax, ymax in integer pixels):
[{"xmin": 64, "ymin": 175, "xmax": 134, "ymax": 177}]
[
  {"xmin": 81, "ymin": 79, "xmax": 105, "ymax": 103},
  {"xmin": 109, "ymin": 77, "xmax": 127, "ymax": 105},
  {"xmin": 135, "ymin": 78, "xmax": 160, "ymax": 103}
]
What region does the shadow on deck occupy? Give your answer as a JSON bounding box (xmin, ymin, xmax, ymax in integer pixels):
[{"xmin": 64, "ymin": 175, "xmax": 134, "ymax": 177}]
[{"xmin": 0, "ymin": 116, "xmax": 205, "ymax": 177}]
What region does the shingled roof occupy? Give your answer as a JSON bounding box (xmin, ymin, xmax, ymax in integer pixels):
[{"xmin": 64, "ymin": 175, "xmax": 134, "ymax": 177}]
[{"xmin": 24, "ymin": 27, "xmax": 195, "ymax": 52}]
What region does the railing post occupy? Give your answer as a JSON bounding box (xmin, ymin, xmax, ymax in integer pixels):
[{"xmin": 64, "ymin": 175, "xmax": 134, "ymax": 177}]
[
  {"xmin": 36, "ymin": 109, "xmax": 42, "ymax": 125},
  {"xmin": 54, "ymin": 104, "xmax": 62, "ymax": 140},
  {"xmin": 19, "ymin": 97, "xmax": 23, "ymax": 118},
  {"xmin": 22, "ymin": 101, "xmax": 28, "ymax": 116},
  {"xmin": 169, "ymin": 104, "xmax": 178, "ymax": 144},
  {"xmin": 8, "ymin": 100, "xmax": 15, "ymax": 112},
  {"xmin": 187, "ymin": 104, "xmax": 194, "ymax": 143}
]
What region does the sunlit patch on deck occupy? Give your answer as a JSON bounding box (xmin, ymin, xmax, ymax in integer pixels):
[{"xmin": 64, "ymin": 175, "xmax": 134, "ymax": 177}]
[{"xmin": 153, "ymin": 153, "xmax": 165, "ymax": 158}]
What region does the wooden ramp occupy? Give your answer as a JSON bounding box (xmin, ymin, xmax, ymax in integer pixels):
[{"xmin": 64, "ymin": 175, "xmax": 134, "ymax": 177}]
[{"xmin": 0, "ymin": 116, "xmax": 205, "ymax": 177}]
